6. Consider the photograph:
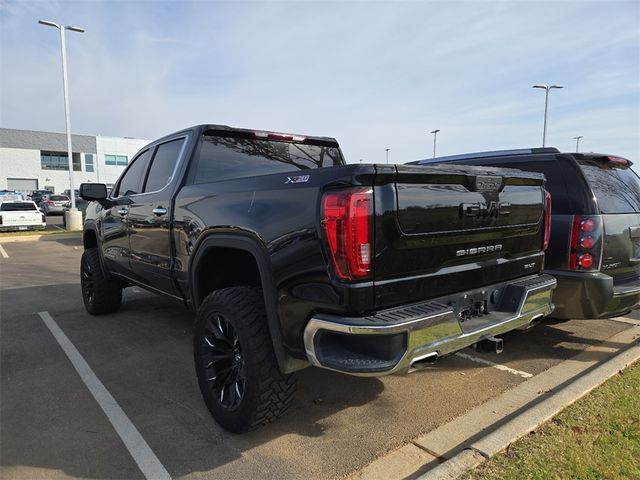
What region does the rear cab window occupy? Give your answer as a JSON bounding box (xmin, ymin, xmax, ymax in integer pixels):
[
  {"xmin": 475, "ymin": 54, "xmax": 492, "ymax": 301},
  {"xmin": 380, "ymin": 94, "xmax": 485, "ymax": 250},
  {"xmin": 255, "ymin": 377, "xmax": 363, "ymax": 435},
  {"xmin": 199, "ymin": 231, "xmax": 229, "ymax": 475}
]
[
  {"xmin": 190, "ymin": 134, "xmax": 343, "ymax": 184},
  {"xmin": 0, "ymin": 202, "xmax": 38, "ymax": 211},
  {"xmin": 577, "ymin": 158, "xmax": 640, "ymax": 213}
]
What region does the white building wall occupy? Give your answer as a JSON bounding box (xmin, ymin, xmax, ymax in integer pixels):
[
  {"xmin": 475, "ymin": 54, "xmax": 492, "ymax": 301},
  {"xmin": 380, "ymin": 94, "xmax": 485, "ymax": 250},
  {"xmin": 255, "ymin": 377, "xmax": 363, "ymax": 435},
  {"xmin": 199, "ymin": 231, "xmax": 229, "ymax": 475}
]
[
  {"xmin": 0, "ymin": 129, "xmax": 150, "ymax": 194},
  {"xmin": 95, "ymin": 136, "xmax": 150, "ymax": 186},
  {"xmin": 0, "ymin": 147, "xmax": 94, "ymax": 194}
]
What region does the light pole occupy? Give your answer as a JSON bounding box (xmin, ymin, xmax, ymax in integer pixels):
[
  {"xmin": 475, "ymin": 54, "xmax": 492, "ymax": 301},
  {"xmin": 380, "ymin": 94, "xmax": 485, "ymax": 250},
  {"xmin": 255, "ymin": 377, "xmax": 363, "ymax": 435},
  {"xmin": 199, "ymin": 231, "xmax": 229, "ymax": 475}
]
[
  {"xmin": 39, "ymin": 20, "xmax": 84, "ymax": 211},
  {"xmin": 430, "ymin": 129, "xmax": 440, "ymax": 158},
  {"xmin": 573, "ymin": 135, "xmax": 583, "ymax": 153},
  {"xmin": 385, "ymin": 148, "xmax": 390, "ymax": 164},
  {"xmin": 532, "ymin": 84, "xmax": 563, "ymax": 147}
]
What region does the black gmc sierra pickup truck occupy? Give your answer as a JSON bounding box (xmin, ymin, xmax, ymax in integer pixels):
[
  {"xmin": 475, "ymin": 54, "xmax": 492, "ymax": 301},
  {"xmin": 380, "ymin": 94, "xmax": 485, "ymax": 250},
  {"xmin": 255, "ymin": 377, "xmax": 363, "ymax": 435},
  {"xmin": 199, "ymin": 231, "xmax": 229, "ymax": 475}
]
[{"xmin": 79, "ymin": 124, "xmax": 556, "ymax": 432}]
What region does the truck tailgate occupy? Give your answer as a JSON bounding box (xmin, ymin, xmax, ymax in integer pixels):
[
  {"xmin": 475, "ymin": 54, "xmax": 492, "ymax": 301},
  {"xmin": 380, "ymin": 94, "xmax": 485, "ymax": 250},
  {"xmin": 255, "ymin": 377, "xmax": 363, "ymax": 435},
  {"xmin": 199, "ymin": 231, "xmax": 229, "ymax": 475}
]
[
  {"xmin": 1, "ymin": 211, "xmax": 43, "ymax": 226},
  {"xmin": 373, "ymin": 164, "xmax": 547, "ymax": 308}
]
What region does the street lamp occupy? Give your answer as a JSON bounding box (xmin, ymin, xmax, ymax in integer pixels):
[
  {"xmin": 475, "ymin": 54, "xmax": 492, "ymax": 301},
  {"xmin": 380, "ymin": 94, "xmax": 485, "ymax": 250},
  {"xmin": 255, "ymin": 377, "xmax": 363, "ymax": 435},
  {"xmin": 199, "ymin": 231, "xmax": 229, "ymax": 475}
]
[
  {"xmin": 39, "ymin": 20, "xmax": 85, "ymax": 212},
  {"xmin": 532, "ymin": 84, "xmax": 563, "ymax": 147},
  {"xmin": 385, "ymin": 148, "xmax": 390, "ymax": 164},
  {"xmin": 430, "ymin": 129, "xmax": 440, "ymax": 158},
  {"xmin": 573, "ymin": 135, "xmax": 583, "ymax": 153}
]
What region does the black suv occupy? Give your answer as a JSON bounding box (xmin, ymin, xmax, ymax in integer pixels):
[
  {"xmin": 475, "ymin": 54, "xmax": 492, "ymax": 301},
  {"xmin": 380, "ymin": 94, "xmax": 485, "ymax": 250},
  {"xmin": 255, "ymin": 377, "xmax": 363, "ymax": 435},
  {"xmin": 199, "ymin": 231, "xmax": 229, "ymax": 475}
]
[{"xmin": 409, "ymin": 148, "xmax": 640, "ymax": 319}]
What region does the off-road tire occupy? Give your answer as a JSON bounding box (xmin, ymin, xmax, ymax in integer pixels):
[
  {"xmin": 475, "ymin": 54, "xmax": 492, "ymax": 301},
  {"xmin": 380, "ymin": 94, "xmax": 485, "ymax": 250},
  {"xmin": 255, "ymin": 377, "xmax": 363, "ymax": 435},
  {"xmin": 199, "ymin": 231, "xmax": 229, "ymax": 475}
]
[
  {"xmin": 194, "ymin": 287, "xmax": 297, "ymax": 433},
  {"xmin": 80, "ymin": 248, "xmax": 123, "ymax": 315}
]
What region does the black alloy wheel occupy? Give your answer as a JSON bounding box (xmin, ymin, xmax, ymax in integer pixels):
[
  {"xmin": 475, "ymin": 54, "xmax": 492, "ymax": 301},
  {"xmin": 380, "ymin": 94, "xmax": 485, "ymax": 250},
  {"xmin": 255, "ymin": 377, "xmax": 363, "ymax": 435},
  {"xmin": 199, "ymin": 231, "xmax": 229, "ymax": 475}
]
[
  {"xmin": 81, "ymin": 256, "xmax": 95, "ymax": 305},
  {"xmin": 80, "ymin": 248, "xmax": 122, "ymax": 315},
  {"xmin": 193, "ymin": 287, "xmax": 297, "ymax": 433},
  {"xmin": 199, "ymin": 313, "xmax": 246, "ymax": 410}
]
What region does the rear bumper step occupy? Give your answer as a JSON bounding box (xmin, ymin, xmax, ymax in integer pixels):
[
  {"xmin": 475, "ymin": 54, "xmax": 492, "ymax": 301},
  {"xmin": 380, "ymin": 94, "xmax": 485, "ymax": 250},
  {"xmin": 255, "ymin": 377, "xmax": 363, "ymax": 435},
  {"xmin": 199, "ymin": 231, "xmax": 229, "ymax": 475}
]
[{"xmin": 303, "ymin": 274, "xmax": 557, "ymax": 376}]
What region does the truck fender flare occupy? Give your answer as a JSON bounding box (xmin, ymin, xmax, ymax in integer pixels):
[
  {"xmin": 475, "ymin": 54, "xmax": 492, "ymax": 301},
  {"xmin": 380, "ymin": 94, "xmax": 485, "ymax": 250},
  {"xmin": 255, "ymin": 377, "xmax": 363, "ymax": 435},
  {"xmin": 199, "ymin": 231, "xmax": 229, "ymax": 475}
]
[
  {"xmin": 82, "ymin": 221, "xmax": 108, "ymax": 272},
  {"xmin": 189, "ymin": 233, "xmax": 302, "ymax": 374}
]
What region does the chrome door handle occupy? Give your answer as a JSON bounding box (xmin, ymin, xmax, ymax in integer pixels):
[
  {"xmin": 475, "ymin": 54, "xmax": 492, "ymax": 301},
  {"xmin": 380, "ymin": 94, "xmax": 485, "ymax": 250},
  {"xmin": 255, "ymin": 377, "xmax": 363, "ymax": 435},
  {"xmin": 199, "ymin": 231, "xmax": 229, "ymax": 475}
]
[
  {"xmin": 117, "ymin": 208, "xmax": 129, "ymax": 216},
  {"xmin": 152, "ymin": 207, "xmax": 167, "ymax": 216}
]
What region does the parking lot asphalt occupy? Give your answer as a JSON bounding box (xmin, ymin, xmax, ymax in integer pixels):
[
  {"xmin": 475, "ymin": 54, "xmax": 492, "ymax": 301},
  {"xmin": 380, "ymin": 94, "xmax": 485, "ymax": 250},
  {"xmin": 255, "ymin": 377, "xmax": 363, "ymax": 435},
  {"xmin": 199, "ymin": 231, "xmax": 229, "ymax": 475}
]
[
  {"xmin": 44, "ymin": 214, "xmax": 65, "ymax": 231},
  {"xmin": 0, "ymin": 236, "xmax": 636, "ymax": 480}
]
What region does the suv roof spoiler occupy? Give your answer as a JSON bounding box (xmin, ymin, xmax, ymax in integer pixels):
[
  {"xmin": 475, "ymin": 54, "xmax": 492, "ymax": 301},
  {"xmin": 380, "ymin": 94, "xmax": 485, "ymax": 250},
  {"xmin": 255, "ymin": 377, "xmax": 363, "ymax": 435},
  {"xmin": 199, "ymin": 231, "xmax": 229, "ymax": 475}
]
[{"xmin": 407, "ymin": 147, "xmax": 560, "ymax": 165}]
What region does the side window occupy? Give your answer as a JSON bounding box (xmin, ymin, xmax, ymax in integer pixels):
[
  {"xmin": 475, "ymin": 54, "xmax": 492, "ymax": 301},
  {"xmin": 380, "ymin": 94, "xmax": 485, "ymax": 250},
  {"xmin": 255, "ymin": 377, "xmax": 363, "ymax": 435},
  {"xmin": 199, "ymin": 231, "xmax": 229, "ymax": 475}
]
[
  {"xmin": 113, "ymin": 150, "xmax": 150, "ymax": 197},
  {"xmin": 144, "ymin": 138, "xmax": 186, "ymax": 193}
]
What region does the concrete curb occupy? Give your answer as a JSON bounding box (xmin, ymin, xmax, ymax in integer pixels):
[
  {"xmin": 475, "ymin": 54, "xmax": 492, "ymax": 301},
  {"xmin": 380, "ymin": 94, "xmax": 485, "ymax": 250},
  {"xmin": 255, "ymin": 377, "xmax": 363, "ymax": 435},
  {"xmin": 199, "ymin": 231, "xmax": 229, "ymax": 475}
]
[
  {"xmin": 419, "ymin": 332, "xmax": 640, "ymax": 479},
  {"xmin": 0, "ymin": 232, "xmax": 81, "ymax": 243},
  {"xmin": 348, "ymin": 322, "xmax": 640, "ymax": 480}
]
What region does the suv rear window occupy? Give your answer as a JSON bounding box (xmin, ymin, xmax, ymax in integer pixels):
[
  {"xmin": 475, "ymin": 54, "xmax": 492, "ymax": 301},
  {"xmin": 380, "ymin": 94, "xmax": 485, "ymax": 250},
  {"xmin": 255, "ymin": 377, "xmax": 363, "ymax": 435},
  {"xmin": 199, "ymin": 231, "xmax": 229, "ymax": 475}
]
[
  {"xmin": 191, "ymin": 135, "xmax": 343, "ymax": 184},
  {"xmin": 50, "ymin": 195, "xmax": 68, "ymax": 201},
  {"xmin": 451, "ymin": 156, "xmax": 588, "ymax": 214},
  {"xmin": 578, "ymin": 160, "xmax": 640, "ymax": 213}
]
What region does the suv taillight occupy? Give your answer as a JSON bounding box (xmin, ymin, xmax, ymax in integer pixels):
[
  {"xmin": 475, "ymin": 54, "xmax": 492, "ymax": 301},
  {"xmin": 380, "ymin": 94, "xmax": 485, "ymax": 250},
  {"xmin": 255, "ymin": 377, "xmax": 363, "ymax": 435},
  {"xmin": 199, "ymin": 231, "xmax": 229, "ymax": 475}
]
[
  {"xmin": 543, "ymin": 191, "xmax": 551, "ymax": 251},
  {"xmin": 569, "ymin": 215, "xmax": 602, "ymax": 271},
  {"xmin": 47, "ymin": 200, "xmax": 54, "ymax": 206},
  {"xmin": 322, "ymin": 188, "xmax": 373, "ymax": 280}
]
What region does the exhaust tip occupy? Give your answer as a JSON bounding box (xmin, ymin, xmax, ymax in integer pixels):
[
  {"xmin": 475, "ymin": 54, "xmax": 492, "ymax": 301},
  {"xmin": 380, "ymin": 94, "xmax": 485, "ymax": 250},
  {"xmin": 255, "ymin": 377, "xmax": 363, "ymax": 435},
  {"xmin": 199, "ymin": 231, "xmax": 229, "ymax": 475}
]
[{"xmin": 409, "ymin": 352, "xmax": 438, "ymax": 371}]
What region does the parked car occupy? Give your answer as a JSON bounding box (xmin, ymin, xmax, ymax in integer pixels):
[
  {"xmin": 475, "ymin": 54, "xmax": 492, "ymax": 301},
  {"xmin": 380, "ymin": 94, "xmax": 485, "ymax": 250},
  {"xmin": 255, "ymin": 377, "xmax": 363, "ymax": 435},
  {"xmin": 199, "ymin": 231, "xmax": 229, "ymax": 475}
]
[
  {"xmin": 41, "ymin": 195, "xmax": 70, "ymax": 215},
  {"xmin": 63, "ymin": 189, "xmax": 80, "ymax": 199},
  {"xmin": 79, "ymin": 124, "xmax": 556, "ymax": 432},
  {"xmin": 0, "ymin": 201, "xmax": 46, "ymax": 232},
  {"xmin": 409, "ymin": 148, "xmax": 640, "ymax": 319},
  {"xmin": 0, "ymin": 190, "xmax": 26, "ymax": 202},
  {"xmin": 30, "ymin": 190, "xmax": 54, "ymax": 204}
]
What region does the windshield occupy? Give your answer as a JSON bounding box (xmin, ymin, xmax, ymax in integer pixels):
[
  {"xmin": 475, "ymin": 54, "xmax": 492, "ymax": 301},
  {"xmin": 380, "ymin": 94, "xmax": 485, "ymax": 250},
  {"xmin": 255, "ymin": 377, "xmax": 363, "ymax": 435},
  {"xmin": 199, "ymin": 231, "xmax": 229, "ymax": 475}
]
[
  {"xmin": 1, "ymin": 202, "xmax": 38, "ymax": 211},
  {"xmin": 578, "ymin": 160, "xmax": 640, "ymax": 213}
]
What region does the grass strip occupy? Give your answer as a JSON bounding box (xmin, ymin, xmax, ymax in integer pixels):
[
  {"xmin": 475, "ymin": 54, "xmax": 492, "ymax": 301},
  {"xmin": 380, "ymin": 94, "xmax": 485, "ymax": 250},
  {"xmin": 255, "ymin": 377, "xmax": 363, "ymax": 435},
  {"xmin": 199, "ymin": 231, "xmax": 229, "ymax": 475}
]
[{"xmin": 466, "ymin": 360, "xmax": 640, "ymax": 479}]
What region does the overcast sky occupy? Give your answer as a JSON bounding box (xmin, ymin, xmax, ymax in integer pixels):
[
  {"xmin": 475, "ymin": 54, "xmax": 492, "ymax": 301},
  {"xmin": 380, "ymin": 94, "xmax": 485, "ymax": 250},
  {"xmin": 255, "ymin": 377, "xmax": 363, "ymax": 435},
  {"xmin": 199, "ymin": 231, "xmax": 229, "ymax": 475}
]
[{"xmin": 1, "ymin": 0, "xmax": 638, "ymax": 168}]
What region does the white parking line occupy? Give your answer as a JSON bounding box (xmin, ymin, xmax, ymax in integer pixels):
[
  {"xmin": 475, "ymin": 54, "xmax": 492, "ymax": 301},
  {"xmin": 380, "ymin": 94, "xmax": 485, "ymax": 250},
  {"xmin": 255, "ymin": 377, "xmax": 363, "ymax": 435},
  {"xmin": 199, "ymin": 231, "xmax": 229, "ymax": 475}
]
[
  {"xmin": 455, "ymin": 352, "xmax": 533, "ymax": 378},
  {"xmin": 0, "ymin": 244, "xmax": 8, "ymax": 258},
  {"xmin": 609, "ymin": 317, "xmax": 640, "ymax": 326},
  {"xmin": 38, "ymin": 311, "xmax": 171, "ymax": 480}
]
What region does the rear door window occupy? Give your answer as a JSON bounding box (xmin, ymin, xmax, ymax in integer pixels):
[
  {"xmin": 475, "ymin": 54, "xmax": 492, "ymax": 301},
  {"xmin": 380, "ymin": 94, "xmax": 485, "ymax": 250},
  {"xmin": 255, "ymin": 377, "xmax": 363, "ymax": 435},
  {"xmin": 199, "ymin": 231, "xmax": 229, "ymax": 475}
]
[
  {"xmin": 578, "ymin": 160, "xmax": 640, "ymax": 213},
  {"xmin": 144, "ymin": 138, "xmax": 186, "ymax": 193}
]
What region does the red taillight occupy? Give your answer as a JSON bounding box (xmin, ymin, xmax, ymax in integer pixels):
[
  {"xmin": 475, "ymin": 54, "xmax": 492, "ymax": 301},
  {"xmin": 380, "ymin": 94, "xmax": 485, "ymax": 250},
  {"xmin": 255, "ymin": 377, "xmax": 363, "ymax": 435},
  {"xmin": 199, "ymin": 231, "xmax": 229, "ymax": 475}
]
[
  {"xmin": 580, "ymin": 236, "xmax": 595, "ymax": 249},
  {"xmin": 581, "ymin": 219, "xmax": 595, "ymax": 232},
  {"xmin": 543, "ymin": 191, "xmax": 552, "ymax": 251},
  {"xmin": 569, "ymin": 215, "xmax": 602, "ymax": 271},
  {"xmin": 606, "ymin": 156, "xmax": 630, "ymax": 167},
  {"xmin": 322, "ymin": 188, "xmax": 373, "ymax": 280},
  {"xmin": 47, "ymin": 200, "xmax": 54, "ymax": 206},
  {"xmin": 253, "ymin": 131, "xmax": 306, "ymax": 142},
  {"xmin": 578, "ymin": 253, "xmax": 594, "ymax": 268}
]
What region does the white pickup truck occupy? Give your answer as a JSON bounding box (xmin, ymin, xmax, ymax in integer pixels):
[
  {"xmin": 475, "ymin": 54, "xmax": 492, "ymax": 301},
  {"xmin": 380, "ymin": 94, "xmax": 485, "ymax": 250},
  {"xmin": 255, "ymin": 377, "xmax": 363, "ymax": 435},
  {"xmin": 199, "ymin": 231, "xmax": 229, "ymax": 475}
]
[{"xmin": 0, "ymin": 201, "xmax": 46, "ymax": 232}]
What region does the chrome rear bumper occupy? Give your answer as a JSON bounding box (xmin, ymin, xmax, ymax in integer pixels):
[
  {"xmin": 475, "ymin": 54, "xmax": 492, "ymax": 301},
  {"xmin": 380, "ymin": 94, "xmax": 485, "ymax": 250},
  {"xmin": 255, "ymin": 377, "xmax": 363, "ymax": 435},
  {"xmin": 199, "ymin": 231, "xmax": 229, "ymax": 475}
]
[{"xmin": 303, "ymin": 274, "xmax": 557, "ymax": 376}]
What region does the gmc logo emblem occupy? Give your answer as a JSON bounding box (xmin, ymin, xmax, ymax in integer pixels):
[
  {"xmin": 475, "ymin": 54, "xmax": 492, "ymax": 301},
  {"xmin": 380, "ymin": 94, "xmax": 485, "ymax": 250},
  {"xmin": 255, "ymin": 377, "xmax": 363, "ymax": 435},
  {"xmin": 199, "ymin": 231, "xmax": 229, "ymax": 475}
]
[{"xmin": 460, "ymin": 201, "xmax": 511, "ymax": 218}]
